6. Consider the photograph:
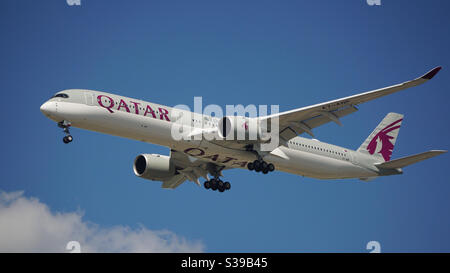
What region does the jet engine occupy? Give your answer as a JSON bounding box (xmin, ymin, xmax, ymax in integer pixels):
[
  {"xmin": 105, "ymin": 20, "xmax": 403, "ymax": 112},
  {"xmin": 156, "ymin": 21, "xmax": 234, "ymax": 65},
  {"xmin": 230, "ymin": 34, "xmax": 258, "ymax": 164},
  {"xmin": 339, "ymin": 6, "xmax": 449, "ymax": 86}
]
[
  {"xmin": 218, "ymin": 116, "xmax": 270, "ymax": 141},
  {"xmin": 133, "ymin": 154, "xmax": 176, "ymax": 181}
]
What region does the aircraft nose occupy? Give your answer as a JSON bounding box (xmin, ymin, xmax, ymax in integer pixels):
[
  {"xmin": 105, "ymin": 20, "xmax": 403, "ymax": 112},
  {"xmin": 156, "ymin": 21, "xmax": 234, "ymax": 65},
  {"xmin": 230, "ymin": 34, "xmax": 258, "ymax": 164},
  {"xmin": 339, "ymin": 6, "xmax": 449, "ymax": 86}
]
[{"xmin": 40, "ymin": 101, "xmax": 56, "ymax": 116}]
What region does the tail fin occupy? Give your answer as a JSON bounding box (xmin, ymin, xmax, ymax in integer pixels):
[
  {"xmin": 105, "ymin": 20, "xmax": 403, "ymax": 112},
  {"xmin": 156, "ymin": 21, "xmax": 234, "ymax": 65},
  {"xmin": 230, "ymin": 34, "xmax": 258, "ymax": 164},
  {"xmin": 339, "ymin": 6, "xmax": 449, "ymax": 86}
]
[{"xmin": 357, "ymin": 112, "xmax": 404, "ymax": 162}]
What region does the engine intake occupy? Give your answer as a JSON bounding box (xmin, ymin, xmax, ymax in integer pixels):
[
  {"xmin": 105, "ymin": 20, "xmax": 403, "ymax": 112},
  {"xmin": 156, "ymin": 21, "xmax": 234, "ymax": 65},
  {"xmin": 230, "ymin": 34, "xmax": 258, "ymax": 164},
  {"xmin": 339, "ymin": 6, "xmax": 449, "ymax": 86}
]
[{"xmin": 133, "ymin": 154, "xmax": 176, "ymax": 181}]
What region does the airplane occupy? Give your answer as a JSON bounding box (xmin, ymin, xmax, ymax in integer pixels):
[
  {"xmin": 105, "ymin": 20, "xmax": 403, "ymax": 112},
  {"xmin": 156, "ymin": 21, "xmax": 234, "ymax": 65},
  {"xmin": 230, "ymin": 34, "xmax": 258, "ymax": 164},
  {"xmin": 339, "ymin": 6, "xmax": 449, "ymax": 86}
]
[{"xmin": 40, "ymin": 67, "xmax": 446, "ymax": 192}]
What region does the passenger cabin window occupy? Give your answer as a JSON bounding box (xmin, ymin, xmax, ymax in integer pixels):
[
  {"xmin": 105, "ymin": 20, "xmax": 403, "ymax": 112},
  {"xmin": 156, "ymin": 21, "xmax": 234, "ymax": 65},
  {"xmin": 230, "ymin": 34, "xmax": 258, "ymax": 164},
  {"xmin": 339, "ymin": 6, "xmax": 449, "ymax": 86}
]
[{"xmin": 53, "ymin": 93, "xmax": 69, "ymax": 99}]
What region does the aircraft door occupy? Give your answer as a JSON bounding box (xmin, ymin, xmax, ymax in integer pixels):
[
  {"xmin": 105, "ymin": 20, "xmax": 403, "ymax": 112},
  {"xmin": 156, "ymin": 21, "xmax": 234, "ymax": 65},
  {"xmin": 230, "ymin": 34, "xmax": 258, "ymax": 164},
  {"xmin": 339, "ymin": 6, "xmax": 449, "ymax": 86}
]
[{"xmin": 84, "ymin": 92, "xmax": 95, "ymax": 106}]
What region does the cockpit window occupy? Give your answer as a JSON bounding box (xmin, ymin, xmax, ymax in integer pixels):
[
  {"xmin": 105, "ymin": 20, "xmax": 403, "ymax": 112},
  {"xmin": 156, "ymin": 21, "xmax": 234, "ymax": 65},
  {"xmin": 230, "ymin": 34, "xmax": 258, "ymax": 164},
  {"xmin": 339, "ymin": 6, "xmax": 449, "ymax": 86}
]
[{"xmin": 52, "ymin": 93, "xmax": 69, "ymax": 99}]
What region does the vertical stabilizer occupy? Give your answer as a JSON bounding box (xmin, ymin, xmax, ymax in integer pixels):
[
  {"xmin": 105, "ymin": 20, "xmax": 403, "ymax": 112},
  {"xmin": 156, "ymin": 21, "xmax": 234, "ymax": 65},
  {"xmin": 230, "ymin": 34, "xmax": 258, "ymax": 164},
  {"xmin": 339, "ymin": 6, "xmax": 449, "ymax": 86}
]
[{"xmin": 357, "ymin": 113, "xmax": 403, "ymax": 162}]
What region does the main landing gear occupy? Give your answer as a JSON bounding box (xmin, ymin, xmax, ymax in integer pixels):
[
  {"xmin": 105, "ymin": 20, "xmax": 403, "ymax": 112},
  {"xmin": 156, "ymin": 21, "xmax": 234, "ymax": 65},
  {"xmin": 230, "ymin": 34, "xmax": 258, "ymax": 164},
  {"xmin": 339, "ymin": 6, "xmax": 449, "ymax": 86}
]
[
  {"xmin": 58, "ymin": 121, "xmax": 73, "ymax": 144},
  {"xmin": 204, "ymin": 178, "xmax": 231, "ymax": 193},
  {"xmin": 204, "ymin": 164, "xmax": 230, "ymax": 193},
  {"xmin": 247, "ymin": 159, "xmax": 275, "ymax": 174},
  {"xmin": 245, "ymin": 144, "xmax": 275, "ymax": 174}
]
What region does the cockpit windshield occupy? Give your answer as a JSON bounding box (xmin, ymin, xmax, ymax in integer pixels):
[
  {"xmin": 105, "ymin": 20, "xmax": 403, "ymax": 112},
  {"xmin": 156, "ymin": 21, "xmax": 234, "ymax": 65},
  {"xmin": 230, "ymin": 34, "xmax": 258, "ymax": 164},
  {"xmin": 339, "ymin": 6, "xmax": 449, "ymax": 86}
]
[{"xmin": 52, "ymin": 93, "xmax": 69, "ymax": 99}]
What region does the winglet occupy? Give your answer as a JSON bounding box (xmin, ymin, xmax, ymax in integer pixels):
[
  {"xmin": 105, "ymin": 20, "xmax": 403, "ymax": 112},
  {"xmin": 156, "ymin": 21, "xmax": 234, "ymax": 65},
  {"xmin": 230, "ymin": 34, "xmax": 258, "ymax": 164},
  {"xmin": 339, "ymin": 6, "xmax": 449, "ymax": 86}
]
[{"xmin": 421, "ymin": 66, "xmax": 442, "ymax": 80}]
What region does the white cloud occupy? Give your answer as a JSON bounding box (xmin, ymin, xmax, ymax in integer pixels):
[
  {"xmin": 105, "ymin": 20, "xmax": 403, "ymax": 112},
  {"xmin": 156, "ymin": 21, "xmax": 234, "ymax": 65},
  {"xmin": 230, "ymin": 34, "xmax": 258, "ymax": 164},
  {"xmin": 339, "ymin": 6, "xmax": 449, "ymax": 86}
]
[{"xmin": 0, "ymin": 190, "xmax": 204, "ymax": 253}]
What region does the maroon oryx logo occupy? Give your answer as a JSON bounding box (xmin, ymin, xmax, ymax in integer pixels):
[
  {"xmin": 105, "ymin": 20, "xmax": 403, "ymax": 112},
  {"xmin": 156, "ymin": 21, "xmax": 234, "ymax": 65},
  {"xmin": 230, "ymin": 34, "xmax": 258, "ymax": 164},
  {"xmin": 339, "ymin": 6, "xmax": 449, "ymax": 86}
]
[{"xmin": 367, "ymin": 119, "xmax": 402, "ymax": 161}]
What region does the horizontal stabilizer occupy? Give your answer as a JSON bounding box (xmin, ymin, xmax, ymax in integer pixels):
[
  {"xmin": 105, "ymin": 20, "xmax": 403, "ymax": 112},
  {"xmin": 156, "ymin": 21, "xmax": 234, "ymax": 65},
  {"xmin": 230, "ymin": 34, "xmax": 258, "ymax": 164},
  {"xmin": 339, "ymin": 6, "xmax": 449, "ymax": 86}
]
[{"xmin": 376, "ymin": 150, "xmax": 447, "ymax": 169}]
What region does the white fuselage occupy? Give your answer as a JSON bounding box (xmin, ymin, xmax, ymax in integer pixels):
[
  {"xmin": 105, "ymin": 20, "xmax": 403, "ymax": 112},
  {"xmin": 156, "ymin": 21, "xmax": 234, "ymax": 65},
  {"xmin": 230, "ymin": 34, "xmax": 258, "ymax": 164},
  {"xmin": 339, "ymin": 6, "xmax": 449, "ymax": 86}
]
[{"xmin": 40, "ymin": 89, "xmax": 381, "ymax": 180}]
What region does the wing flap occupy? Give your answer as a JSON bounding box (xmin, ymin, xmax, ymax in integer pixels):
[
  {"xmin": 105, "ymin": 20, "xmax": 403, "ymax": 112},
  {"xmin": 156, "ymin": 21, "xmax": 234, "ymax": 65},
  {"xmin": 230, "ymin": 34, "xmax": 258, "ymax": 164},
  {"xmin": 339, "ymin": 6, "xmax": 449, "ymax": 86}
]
[
  {"xmin": 161, "ymin": 174, "xmax": 187, "ymax": 189},
  {"xmin": 280, "ymin": 105, "xmax": 358, "ymax": 140},
  {"xmin": 160, "ymin": 150, "xmax": 234, "ymax": 189}
]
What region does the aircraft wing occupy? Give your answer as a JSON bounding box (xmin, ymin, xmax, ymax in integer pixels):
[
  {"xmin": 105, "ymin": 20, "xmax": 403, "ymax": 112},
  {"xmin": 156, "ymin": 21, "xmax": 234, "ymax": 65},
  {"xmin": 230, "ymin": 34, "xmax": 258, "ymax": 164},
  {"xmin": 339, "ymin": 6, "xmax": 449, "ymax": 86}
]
[
  {"xmin": 161, "ymin": 174, "xmax": 187, "ymax": 189},
  {"xmin": 262, "ymin": 67, "xmax": 441, "ymax": 141},
  {"xmin": 161, "ymin": 149, "xmax": 231, "ymax": 189}
]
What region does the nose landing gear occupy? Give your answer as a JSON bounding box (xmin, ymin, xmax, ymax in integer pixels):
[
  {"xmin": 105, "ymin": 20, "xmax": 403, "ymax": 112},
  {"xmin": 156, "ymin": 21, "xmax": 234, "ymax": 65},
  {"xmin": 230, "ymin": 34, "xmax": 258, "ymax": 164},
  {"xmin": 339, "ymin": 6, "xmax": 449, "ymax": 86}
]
[{"xmin": 58, "ymin": 121, "xmax": 73, "ymax": 144}]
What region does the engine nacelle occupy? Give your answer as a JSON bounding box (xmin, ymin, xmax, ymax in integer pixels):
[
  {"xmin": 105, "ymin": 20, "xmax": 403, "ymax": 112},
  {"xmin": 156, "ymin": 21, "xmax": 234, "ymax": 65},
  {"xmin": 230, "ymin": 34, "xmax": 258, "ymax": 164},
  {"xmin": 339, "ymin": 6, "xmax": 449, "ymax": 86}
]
[
  {"xmin": 133, "ymin": 154, "xmax": 176, "ymax": 181},
  {"xmin": 218, "ymin": 116, "xmax": 269, "ymax": 141}
]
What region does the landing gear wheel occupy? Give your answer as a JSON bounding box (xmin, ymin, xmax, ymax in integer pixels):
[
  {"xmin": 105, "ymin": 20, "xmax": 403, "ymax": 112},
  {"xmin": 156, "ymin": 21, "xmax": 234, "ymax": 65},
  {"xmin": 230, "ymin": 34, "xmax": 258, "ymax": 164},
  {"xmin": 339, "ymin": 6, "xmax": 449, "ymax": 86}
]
[
  {"xmin": 262, "ymin": 168, "xmax": 269, "ymax": 174},
  {"xmin": 247, "ymin": 162, "xmax": 254, "ymax": 171},
  {"xmin": 204, "ymin": 181, "xmax": 211, "ymax": 189},
  {"xmin": 63, "ymin": 135, "xmax": 73, "ymax": 144},
  {"xmin": 253, "ymin": 160, "xmax": 261, "ymax": 172},
  {"xmin": 268, "ymin": 163, "xmax": 275, "ymax": 172},
  {"xmin": 211, "ymin": 179, "xmax": 218, "ymax": 191},
  {"xmin": 217, "ymin": 180, "xmax": 225, "ymax": 192},
  {"xmin": 253, "ymin": 160, "xmax": 260, "ymax": 169},
  {"xmin": 261, "ymin": 161, "xmax": 268, "ymax": 170},
  {"xmin": 224, "ymin": 182, "xmax": 231, "ymax": 190}
]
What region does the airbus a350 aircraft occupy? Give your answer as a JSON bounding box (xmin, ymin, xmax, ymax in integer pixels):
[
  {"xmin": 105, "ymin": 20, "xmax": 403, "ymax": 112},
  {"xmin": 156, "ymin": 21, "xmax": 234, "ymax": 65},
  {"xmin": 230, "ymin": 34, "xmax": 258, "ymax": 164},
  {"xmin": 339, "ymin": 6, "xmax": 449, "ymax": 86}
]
[{"xmin": 41, "ymin": 67, "xmax": 446, "ymax": 192}]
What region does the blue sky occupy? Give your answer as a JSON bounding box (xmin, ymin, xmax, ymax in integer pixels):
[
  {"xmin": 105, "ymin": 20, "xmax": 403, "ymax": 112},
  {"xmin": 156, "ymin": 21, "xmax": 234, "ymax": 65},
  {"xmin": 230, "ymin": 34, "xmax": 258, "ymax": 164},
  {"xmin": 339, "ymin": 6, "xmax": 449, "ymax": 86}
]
[{"xmin": 0, "ymin": 0, "xmax": 449, "ymax": 252}]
